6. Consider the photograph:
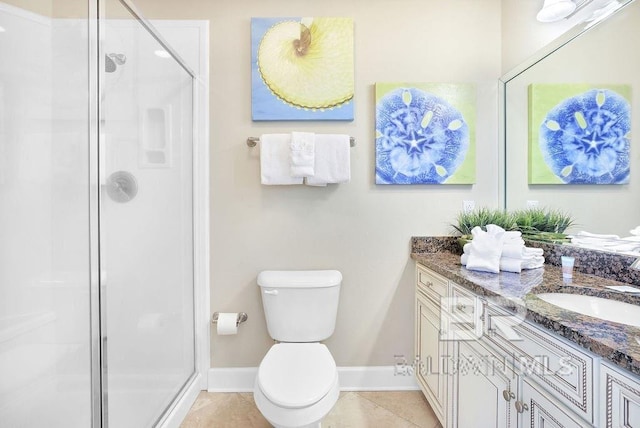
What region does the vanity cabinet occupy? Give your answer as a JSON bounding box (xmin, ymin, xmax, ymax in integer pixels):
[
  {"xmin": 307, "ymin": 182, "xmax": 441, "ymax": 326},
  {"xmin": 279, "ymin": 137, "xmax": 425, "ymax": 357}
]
[
  {"xmin": 415, "ymin": 265, "xmax": 449, "ymax": 426},
  {"xmin": 454, "ymin": 339, "xmax": 517, "ymax": 428},
  {"xmin": 520, "ymin": 377, "xmax": 586, "ymax": 428},
  {"xmin": 484, "ymin": 301, "xmax": 594, "ymax": 424},
  {"xmin": 601, "ymin": 362, "xmax": 640, "ymax": 427},
  {"xmin": 415, "ymin": 264, "xmax": 598, "ymax": 428}
]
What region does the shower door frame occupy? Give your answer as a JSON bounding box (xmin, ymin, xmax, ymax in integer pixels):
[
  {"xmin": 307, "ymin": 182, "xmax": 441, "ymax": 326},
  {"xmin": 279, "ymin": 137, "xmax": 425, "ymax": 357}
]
[{"xmin": 88, "ymin": 0, "xmax": 210, "ymax": 426}]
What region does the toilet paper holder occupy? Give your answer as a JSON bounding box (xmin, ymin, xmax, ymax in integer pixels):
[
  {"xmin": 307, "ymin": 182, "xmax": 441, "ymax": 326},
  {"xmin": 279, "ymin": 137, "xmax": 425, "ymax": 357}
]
[{"xmin": 211, "ymin": 312, "xmax": 248, "ymax": 327}]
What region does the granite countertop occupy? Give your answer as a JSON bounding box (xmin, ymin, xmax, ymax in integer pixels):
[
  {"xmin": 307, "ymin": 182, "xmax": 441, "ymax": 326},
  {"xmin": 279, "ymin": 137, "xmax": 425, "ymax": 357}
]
[{"xmin": 411, "ymin": 247, "xmax": 640, "ymax": 376}]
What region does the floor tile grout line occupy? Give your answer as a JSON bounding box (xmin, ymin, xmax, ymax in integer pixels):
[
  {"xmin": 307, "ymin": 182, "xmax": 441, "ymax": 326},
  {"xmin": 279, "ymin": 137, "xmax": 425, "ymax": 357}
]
[{"xmin": 352, "ymin": 391, "xmax": 432, "ymax": 428}]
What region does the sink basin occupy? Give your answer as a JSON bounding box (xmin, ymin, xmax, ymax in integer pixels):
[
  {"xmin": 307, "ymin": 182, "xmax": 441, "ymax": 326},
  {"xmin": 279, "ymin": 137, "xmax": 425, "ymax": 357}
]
[{"xmin": 536, "ymin": 293, "xmax": 640, "ymax": 327}]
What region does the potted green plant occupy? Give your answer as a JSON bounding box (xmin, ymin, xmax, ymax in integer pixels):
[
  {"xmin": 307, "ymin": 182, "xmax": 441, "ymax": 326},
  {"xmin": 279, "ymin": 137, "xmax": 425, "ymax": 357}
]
[
  {"xmin": 450, "ymin": 208, "xmax": 517, "ymax": 247},
  {"xmin": 451, "ymin": 207, "xmax": 575, "ymax": 247}
]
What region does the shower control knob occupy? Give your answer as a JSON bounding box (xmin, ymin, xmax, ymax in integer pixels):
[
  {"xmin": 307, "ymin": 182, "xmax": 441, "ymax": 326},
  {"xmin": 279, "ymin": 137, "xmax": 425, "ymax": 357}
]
[{"xmin": 106, "ymin": 171, "xmax": 138, "ymax": 203}]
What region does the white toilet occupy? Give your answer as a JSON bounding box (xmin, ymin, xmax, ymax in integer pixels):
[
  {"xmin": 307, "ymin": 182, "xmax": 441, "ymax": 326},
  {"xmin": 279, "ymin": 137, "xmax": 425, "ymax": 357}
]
[{"xmin": 254, "ymin": 270, "xmax": 342, "ymax": 428}]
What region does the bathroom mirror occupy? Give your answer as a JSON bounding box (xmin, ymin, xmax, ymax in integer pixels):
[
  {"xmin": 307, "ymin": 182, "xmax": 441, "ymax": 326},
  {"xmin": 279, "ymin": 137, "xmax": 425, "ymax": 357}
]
[{"xmin": 501, "ymin": 0, "xmax": 640, "ymax": 239}]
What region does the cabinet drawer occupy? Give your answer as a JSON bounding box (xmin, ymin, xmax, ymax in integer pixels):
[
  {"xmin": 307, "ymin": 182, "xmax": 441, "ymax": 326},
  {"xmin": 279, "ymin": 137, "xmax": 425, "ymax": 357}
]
[
  {"xmin": 416, "ymin": 265, "xmax": 448, "ymax": 302},
  {"xmin": 446, "ymin": 284, "xmax": 483, "ymax": 342},
  {"xmin": 485, "ymin": 304, "xmax": 593, "ymax": 423}
]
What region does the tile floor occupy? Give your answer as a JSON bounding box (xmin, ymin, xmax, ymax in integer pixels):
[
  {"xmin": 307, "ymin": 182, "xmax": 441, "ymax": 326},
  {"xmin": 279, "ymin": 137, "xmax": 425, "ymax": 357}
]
[{"xmin": 180, "ymin": 390, "xmax": 442, "ymax": 428}]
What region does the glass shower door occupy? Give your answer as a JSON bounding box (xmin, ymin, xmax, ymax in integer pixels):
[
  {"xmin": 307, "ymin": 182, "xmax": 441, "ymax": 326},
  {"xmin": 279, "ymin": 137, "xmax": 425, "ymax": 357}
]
[
  {"xmin": 100, "ymin": 1, "xmax": 195, "ymax": 426},
  {"xmin": 0, "ymin": 1, "xmax": 94, "ymax": 426}
]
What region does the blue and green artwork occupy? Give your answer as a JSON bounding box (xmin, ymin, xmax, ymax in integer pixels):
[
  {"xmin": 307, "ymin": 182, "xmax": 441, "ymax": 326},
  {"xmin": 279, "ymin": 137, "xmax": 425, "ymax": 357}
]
[
  {"xmin": 529, "ymin": 84, "xmax": 632, "ymax": 184},
  {"xmin": 375, "ymin": 83, "xmax": 476, "ymax": 185}
]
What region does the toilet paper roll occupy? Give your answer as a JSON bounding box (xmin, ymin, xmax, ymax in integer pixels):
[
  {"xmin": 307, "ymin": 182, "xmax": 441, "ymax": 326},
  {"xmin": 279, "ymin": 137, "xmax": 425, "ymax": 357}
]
[{"xmin": 216, "ymin": 313, "xmax": 238, "ymax": 335}]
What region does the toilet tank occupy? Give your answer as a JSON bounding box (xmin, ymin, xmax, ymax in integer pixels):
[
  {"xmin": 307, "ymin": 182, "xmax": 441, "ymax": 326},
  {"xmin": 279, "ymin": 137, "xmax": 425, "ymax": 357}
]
[{"xmin": 257, "ymin": 270, "xmax": 342, "ymax": 342}]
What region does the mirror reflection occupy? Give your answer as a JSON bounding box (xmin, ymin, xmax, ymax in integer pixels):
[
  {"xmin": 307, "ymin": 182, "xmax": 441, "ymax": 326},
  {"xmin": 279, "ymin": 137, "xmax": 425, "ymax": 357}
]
[{"xmin": 502, "ymin": 0, "xmax": 640, "ymax": 253}]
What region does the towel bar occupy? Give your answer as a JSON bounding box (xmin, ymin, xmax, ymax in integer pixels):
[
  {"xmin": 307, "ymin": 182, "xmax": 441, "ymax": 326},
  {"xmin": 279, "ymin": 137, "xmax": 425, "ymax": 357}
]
[{"xmin": 247, "ymin": 136, "xmax": 355, "ymax": 148}]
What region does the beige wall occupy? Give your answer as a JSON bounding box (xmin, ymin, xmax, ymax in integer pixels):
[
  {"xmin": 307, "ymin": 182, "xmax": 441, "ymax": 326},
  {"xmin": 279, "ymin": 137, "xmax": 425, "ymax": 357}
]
[
  {"xmin": 500, "ymin": 0, "xmax": 601, "ymax": 74},
  {"xmin": 134, "ymin": 0, "xmax": 501, "ymax": 368}
]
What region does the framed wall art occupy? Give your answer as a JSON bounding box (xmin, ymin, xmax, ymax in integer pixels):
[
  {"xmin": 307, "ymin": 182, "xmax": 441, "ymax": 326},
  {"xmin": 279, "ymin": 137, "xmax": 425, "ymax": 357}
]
[
  {"xmin": 375, "ymin": 82, "xmax": 476, "ymax": 184},
  {"xmin": 251, "ymin": 17, "xmax": 354, "ymax": 121}
]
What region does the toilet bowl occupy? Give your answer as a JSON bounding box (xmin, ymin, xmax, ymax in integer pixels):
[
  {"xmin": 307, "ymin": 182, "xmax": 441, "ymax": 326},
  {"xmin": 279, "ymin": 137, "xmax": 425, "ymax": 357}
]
[
  {"xmin": 254, "ymin": 343, "xmax": 339, "ymax": 428},
  {"xmin": 254, "ymin": 270, "xmax": 342, "ymax": 428}
]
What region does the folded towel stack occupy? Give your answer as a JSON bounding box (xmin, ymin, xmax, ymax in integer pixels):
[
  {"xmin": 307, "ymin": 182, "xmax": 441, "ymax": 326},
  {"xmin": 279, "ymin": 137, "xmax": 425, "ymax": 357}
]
[
  {"xmin": 260, "ymin": 132, "xmax": 350, "ymax": 186},
  {"xmin": 570, "ymin": 230, "xmax": 640, "ymax": 254},
  {"xmin": 463, "ymin": 225, "xmax": 505, "ymax": 274},
  {"xmin": 461, "ymin": 225, "xmax": 545, "ymax": 273}
]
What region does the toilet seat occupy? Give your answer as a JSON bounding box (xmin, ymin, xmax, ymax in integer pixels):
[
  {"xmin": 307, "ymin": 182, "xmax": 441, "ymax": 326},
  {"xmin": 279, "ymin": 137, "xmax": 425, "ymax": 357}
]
[{"xmin": 257, "ymin": 343, "xmax": 337, "ymax": 409}]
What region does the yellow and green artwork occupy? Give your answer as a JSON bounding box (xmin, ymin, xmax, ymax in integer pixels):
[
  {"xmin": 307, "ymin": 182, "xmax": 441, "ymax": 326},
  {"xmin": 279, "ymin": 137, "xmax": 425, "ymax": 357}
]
[
  {"xmin": 529, "ymin": 83, "xmax": 631, "ymax": 184},
  {"xmin": 375, "ymin": 82, "xmax": 476, "ymax": 184},
  {"xmin": 251, "ymin": 17, "xmax": 354, "ymax": 121}
]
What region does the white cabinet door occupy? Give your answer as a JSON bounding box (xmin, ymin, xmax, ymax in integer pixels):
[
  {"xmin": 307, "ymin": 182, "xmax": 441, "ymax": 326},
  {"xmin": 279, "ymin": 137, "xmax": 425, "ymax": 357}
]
[
  {"xmin": 454, "ymin": 340, "xmax": 518, "ymax": 428},
  {"xmin": 416, "ymin": 291, "xmax": 447, "ymax": 426},
  {"xmin": 520, "ymin": 378, "xmax": 586, "ymax": 428},
  {"xmin": 601, "ymin": 363, "xmax": 640, "ymax": 427}
]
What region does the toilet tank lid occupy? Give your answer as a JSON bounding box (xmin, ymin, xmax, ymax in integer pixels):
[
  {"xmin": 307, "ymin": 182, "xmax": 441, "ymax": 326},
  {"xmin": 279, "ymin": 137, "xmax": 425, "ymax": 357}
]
[{"xmin": 257, "ymin": 270, "xmax": 342, "ymax": 288}]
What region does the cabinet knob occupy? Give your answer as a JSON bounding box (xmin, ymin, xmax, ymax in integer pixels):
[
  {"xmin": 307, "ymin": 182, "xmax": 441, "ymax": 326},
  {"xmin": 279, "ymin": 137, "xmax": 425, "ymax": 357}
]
[
  {"xmin": 515, "ymin": 400, "xmax": 529, "ymax": 413},
  {"xmin": 426, "ymin": 281, "xmax": 433, "ymax": 288},
  {"xmin": 502, "ymin": 390, "xmax": 515, "ymax": 401},
  {"xmin": 456, "ymin": 303, "xmax": 468, "ymax": 312}
]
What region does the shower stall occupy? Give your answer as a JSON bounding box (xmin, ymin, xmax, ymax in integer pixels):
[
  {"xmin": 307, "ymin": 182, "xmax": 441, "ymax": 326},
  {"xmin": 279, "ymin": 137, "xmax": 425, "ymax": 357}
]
[{"xmin": 0, "ymin": 0, "xmax": 207, "ymax": 426}]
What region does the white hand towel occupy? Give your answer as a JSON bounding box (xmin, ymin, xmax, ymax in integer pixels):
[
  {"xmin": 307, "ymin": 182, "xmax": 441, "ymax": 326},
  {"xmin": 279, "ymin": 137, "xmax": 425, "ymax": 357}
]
[
  {"xmin": 499, "ymin": 257, "xmax": 523, "ymax": 273},
  {"xmin": 523, "ymin": 247, "xmax": 544, "ymax": 257},
  {"xmin": 260, "ymin": 134, "xmax": 303, "ymax": 185},
  {"xmin": 290, "ymin": 131, "xmax": 315, "ymax": 177},
  {"xmin": 305, "ymin": 134, "xmax": 351, "ymax": 186},
  {"xmin": 502, "ymin": 244, "xmax": 544, "ymax": 259},
  {"xmin": 502, "ymin": 244, "xmax": 525, "ymax": 259},
  {"xmin": 521, "ymin": 256, "xmax": 545, "ymax": 270},
  {"xmin": 466, "ymin": 226, "xmax": 505, "ymax": 274},
  {"xmin": 575, "ymin": 231, "xmax": 620, "ymax": 240},
  {"xmin": 463, "ymin": 243, "xmax": 472, "ymax": 255},
  {"xmin": 500, "ymin": 255, "xmax": 545, "ymax": 273},
  {"xmin": 502, "ymin": 230, "xmax": 523, "ymax": 244}
]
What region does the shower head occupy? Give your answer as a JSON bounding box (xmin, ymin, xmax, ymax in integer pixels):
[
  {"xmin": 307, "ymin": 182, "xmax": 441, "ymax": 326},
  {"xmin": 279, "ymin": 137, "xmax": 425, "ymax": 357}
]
[{"xmin": 105, "ymin": 53, "xmax": 127, "ymax": 73}]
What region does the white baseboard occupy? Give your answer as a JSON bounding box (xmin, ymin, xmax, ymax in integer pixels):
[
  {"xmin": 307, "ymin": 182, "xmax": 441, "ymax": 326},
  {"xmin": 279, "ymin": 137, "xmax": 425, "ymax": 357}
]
[{"xmin": 208, "ymin": 366, "xmax": 419, "ymax": 392}]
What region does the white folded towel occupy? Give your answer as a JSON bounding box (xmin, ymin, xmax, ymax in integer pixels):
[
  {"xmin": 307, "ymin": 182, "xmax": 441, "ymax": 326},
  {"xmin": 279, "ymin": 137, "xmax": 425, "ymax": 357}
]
[
  {"xmin": 500, "ymin": 256, "xmax": 545, "ymax": 273},
  {"xmin": 260, "ymin": 134, "xmax": 304, "ymax": 185},
  {"xmin": 575, "ymin": 231, "xmax": 620, "ymax": 240},
  {"xmin": 503, "ymin": 230, "xmax": 522, "ymax": 240},
  {"xmin": 465, "ymin": 226, "xmax": 505, "ymax": 274},
  {"xmin": 305, "ymin": 134, "xmax": 351, "ymax": 186},
  {"xmin": 290, "ymin": 132, "xmax": 315, "ymax": 177},
  {"xmin": 499, "ymin": 257, "xmax": 523, "ymax": 273},
  {"xmin": 462, "ymin": 254, "xmax": 545, "ymax": 272},
  {"xmin": 524, "ymin": 247, "xmax": 544, "ymax": 257},
  {"xmin": 521, "ymin": 256, "xmax": 545, "ymax": 270},
  {"xmin": 502, "ymin": 244, "xmax": 544, "ymax": 259}
]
